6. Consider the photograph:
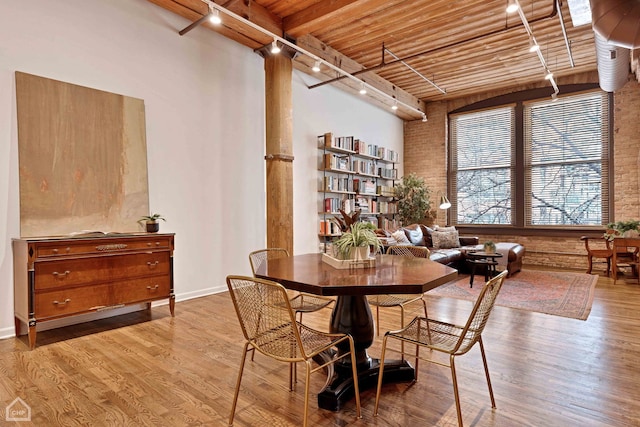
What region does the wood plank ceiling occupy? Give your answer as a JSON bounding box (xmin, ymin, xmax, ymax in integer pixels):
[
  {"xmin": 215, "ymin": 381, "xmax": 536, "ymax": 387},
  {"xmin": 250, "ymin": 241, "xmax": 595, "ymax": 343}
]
[{"xmin": 147, "ymin": 0, "xmax": 598, "ymax": 120}]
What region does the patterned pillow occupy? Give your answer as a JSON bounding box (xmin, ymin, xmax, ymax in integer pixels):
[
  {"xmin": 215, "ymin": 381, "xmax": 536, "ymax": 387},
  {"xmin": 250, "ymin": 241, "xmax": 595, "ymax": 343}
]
[
  {"xmin": 392, "ymin": 229, "xmax": 411, "ymax": 245},
  {"xmin": 432, "ymin": 230, "xmax": 460, "ymax": 249}
]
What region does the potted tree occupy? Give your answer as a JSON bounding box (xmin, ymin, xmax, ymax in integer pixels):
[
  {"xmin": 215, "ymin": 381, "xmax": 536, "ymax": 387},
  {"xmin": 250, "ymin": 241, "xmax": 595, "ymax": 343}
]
[
  {"xmin": 395, "ymin": 173, "xmax": 436, "ymax": 225},
  {"xmin": 139, "ymin": 213, "xmax": 165, "ymax": 233},
  {"xmin": 332, "ymin": 221, "xmax": 383, "ymax": 260}
]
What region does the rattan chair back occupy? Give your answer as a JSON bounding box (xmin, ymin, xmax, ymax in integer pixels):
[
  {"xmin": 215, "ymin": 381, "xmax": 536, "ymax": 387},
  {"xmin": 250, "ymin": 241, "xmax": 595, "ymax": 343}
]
[
  {"xmin": 226, "ymin": 275, "xmax": 362, "ymax": 426},
  {"xmin": 451, "ymin": 269, "xmax": 507, "ymax": 355},
  {"xmin": 248, "ymin": 248, "xmax": 290, "ymax": 277},
  {"xmin": 386, "ymin": 245, "xmax": 431, "ymax": 258},
  {"xmin": 226, "ymin": 275, "xmax": 306, "ymax": 361}
]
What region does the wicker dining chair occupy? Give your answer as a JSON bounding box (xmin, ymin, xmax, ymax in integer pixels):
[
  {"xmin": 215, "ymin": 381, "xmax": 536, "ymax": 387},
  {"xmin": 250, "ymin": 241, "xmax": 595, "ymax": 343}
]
[
  {"xmin": 367, "ymin": 245, "xmax": 431, "ymax": 336},
  {"xmin": 249, "ymin": 248, "xmax": 334, "ymax": 323},
  {"xmin": 226, "ymin": 275, "xmax": 361, "ymax": 427},
  {"xmin": 373, "ymin": 269, "xmax": 508, "ymax": 427}
]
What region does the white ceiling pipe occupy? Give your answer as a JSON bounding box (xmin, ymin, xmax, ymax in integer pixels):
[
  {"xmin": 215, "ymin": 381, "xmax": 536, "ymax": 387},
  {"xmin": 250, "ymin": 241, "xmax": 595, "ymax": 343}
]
[{"xmin": 594, "ymin": 32, "xmax": 630, "ymax": 91}]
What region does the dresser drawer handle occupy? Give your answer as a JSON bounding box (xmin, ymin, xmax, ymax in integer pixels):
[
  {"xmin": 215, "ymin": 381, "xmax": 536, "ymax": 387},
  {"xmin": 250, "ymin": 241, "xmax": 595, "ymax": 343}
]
[
  {"xmin": 52, "ymin": 270, "xmax": 71, "ymax": 278},
  {"xmin": 146, "ymin": 285, "xmax": 159, "ymax": 291},
  {"xmin": 147, "ymin": 261, "xmax": 159, "ymax": 268},
  {"xmin": 53, "ymin": 298, "xmax": 71, "ymax": 306}
]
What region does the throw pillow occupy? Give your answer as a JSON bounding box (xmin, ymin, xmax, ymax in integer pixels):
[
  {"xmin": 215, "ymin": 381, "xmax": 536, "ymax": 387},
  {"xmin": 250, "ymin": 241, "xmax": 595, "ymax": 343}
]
[
  {"xmin": 434, "ymin": 225, "xmax": 457, "ymax": 232},
  {"xmin": 391, "ymin": 230, "xmax": 411, "ymax": 245},
  {"xmin": 404, "ymin": 226, "xmax": 424, "ymax": 246},
  {"xmin": 421, "ymin": 225, "xmax": 434, "ymax": 247},
  {"xmin": 432, "ymin": 230, "xmax": 460, "ymax": 249}
]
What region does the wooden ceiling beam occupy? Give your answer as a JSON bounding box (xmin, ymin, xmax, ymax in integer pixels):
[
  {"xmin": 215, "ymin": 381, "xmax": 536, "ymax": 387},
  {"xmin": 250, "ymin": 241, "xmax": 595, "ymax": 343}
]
[
  {"xmin": 283, "ymin": 0, "xmax": 404, "ymax": 38},
  {"xmin": 283, "ymin": 0, "xmax": 360, "ymax": 37},
  {"xmin": 147, "ymin": 0, "xmax": 283, "ymax": 48},
  {"xmin": 296, "ymin": 34, "xmax": 427, "ymax": 119}
]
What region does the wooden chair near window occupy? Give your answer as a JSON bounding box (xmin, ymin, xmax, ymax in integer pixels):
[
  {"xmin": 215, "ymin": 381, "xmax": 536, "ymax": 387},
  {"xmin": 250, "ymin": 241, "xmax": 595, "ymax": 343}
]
[
  {"xmin": 226, "ymin": 275, "xmax": 361, "ymax": 427},
  {"xmin": 611, "ymin": 238, "xmax": 640, "ymax": 285},
  {"xmin": 373, "ymin": 270, "xmax": 508, "ymax": 427},
  {"xmin": 581, "ymin": 235, "xmax": 613, "ymax": 276}
]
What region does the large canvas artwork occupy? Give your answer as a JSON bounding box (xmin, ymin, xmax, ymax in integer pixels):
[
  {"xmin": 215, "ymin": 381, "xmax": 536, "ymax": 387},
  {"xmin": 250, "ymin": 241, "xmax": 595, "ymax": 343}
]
[{"xmin": 15, "ymin": 72, "xmax": 150, "ymax": 237}]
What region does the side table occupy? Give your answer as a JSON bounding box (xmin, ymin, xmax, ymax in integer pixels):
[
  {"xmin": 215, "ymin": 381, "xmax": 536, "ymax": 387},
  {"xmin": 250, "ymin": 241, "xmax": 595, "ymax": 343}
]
[{"xmin": 466, "ymin": 251, "xmax": 503, "ymax": 288}]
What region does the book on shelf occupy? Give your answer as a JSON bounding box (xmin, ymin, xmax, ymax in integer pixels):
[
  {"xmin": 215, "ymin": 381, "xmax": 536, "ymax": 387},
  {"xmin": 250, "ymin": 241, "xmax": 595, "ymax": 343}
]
[
  {"xmin": 378, "ymin": 167, "xmax": 398, "ymax": 180},
  {"xmin": 377, "ymin": 185, "xmax": 396, "ymax": 197},
  {"xmin": 361, "ymin": 179, "xmax": 376, "ymax": 195},
  {"xmin": 355, "ymin": 196, "xmax": 370, "ymax": 213}
]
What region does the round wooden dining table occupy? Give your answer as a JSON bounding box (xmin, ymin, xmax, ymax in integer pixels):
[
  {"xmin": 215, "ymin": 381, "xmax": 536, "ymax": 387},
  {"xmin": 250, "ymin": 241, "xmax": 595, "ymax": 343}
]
[{"xmin": 255, "ymin": 252, "xmax": 458, "ymax": 411}]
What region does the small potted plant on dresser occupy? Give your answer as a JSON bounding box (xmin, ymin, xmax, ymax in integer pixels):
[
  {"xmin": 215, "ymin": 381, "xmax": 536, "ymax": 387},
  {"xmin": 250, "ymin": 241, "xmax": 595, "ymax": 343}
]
[{"xmin": 139, "ymin": 213, "xmax": 165, "ymax": 233}]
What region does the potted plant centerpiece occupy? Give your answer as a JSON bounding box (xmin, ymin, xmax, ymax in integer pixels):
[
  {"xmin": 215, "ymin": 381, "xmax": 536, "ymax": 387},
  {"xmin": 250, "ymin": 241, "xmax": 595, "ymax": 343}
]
[
  {"xmin": 139, "ymin": 213, "xmax": 165, "ymax": 233},
  {"xmin": 483, "ymin": 241, "xmax": 497, "ymax": 254},
  {"xmin": 332, "ymin": 221, "xmax": 383, "ymax": 260},
  {"xmin": 604, "ymin": 220, "xmax": 640, "ymax": 241}
]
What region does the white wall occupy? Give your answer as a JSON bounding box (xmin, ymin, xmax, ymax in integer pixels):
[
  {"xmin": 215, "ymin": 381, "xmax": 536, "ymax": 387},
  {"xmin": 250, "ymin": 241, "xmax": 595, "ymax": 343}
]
[
  {"xmin": 292, "ymin": 72, "xmax": 404, "ymax": 254},
  {"xmin": 0, "ymin": 0, "xmax": 403, "ymax": 338}
]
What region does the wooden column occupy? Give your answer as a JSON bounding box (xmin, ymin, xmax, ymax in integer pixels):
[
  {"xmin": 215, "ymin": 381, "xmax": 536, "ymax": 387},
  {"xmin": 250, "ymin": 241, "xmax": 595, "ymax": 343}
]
[{"xmin": 264, "ymin": 53, "xmax": 294, "ymax": 253}]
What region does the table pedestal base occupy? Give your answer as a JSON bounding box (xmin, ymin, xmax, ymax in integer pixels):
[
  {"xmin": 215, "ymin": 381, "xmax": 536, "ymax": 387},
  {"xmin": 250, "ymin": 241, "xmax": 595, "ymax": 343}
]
[{"xmin": 317, "ymin": 356, "xmax": 415, "ymax": 411}]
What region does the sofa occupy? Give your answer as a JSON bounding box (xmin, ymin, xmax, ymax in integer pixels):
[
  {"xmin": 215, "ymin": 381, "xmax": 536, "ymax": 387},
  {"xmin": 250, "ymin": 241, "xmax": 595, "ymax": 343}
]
[{"xmin": 382, "ymin": 224, "xmax": 525, "ymax": 276}]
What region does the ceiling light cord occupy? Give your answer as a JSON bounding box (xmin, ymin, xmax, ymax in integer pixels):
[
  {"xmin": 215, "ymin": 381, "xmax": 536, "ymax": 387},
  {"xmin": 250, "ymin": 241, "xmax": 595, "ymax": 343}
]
[{"xmin": 199, "ymin": 0, "xmax": 426, "ymax": 120}]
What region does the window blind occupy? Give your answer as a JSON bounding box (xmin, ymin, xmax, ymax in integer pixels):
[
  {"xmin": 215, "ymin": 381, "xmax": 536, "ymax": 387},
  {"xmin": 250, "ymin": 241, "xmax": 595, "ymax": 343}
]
[
  {"xmin": 450, "ymin": 106, "xmax": 515, "ymax": 224},
  {"xmin": 524, "ymin": 91, "xmax": 609, "ymax": 226}
]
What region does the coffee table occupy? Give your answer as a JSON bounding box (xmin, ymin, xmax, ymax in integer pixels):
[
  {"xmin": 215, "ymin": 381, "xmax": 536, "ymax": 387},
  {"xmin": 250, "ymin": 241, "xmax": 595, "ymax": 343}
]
[{"xmin": 466, "ymin": 251, "xmax": 503, "ymax": 287}]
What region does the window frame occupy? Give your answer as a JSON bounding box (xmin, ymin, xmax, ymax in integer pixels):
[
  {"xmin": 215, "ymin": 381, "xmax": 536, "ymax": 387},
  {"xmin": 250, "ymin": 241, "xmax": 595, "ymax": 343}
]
[{"xmin": 447, "ymin": 84, "xmax": 613, "ymax": 237}]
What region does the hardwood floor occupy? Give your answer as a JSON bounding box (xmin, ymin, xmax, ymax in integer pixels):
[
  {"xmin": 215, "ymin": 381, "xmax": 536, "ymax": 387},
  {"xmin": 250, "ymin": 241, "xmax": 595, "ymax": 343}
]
[{"xmin": 1, "ymin": 268, "xmax": 640, "ymax": 426}]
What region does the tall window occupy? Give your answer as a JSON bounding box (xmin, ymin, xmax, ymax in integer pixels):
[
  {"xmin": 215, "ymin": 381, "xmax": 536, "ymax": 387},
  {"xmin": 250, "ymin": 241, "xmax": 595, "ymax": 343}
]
[{"xmin": 450, "ymin": 90, "xmax": 610, "ymax": 228}]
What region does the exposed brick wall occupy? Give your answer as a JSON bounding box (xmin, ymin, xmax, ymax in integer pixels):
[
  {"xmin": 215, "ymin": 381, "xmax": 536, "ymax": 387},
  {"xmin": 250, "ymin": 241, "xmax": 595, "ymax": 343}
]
[{"xmin": 404, "ymin": 72, "xmax": 640, "ymax": 270}]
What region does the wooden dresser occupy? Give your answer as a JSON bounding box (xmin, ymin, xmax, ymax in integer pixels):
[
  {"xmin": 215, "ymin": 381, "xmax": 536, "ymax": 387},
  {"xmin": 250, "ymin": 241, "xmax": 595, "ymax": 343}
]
[{"xmin": 13, "ymin": 233, "xmax": 175, "ymax": 349}]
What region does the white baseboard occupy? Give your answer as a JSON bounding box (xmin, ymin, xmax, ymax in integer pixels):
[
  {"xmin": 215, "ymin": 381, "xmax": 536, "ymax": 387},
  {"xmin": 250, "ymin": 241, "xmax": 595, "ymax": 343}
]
[{"xmin": 0, "ymin": 286, "xmax": 228, "ymax": 340}]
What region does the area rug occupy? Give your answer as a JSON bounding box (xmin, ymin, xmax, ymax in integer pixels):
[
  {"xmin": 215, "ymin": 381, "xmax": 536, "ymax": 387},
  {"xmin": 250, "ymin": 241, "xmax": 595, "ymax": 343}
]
[{"xmin": 428, "ymin": 270, "xmax": 598, "ymax": 320}]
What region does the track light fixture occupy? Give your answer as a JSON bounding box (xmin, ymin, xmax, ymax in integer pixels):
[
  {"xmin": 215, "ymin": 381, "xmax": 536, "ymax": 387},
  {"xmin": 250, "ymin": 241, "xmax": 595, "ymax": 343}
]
[
  {"xmin": 196, "ymin": 0, "xmax": 427, "ymax": 120},
  {"xmin": 270, "ymin": 39, "xmax": 281, "ymax": 54},
  {"xmin": 506, "ymin": 0, "xmax": 519, "ymax": 13},
  {"xmin": 529, "ymin": 39, "xmax": 540, "ymax": 53},
  {"xmin": 544, "ymin": 69, "xmax": 553, "ymax": 80},
  {"xmin": 391, "ymin": 100, "xmax": 398, "ymax": 110},
  {"xmin": 312, "ymin": 61, "xmax": 321, "ymax": 72},
  {"xmin": 209, "ymin": 6, "xmax": 221, "ymax": 25},
  {"xmin": 551, "ymin": 92, "xmax": 558, "ymax": 101}
]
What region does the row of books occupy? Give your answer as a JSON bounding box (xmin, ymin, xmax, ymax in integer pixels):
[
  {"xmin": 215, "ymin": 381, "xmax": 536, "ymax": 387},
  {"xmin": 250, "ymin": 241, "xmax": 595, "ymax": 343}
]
[
  {"xmin": 320, "ymin": 132, "xmax": 399, "ymax": 163},
  {"xmin": 353, "ymin": 179, "xmax": 377, "ymax": 195},
  {"xmin": 324, "ymin": 176, "xmax": 354, "ymax": 193},
  {"xmin": 377, "ymin": 185, "xmax": 396, "ymax": 197},
  {"xmin": 319, "ymin": 220, "xmax": 342, "ymax": 236},
  {"xmin": 324, "ymin": 153, "xmax": 350, "ymax": 171},
  {"xmin": 324, "ymin": 153, "xmax": 397, "ymax": 179},
  {"xmin": 377, "ymin": 147, "xmax": 399, "ymax": 163},
  {"xmin": 379, "ymin": 167, "xmax": 398, "ymax": 180}
]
